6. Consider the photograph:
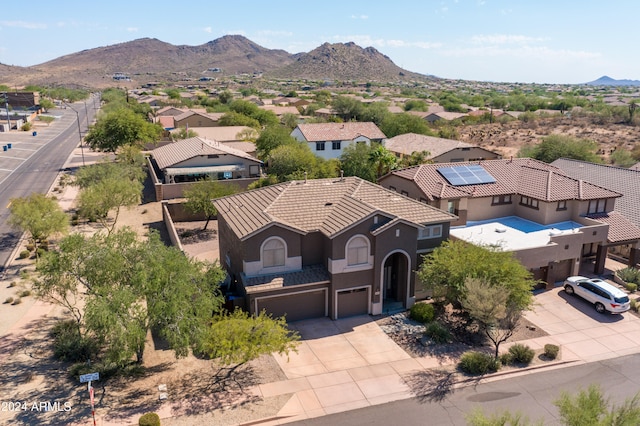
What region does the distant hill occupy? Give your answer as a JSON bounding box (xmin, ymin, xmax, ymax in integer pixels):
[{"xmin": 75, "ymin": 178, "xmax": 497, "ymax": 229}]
[
  {"xmin": 266, "ymin": 42, "xmax": 422, "ymax": 82},
  {"xmin": 1, "ymin": 36, "xmax": 428, "ymax": 89},
  {"xmin": 585, "ymin": 75, "xmax": 640, "ymax": 86}
]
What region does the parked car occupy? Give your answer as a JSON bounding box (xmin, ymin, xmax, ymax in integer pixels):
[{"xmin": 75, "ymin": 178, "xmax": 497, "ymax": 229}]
[{"xmin": 564, "ymin": 276, "xmax": 630, "ymax": 314}]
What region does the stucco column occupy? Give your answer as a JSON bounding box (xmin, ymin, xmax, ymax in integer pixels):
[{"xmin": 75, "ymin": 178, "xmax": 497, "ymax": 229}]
[
  {"xmin": 594, "ymin": 245, "xmax": 608, "ymax": 275},
  {"xmin": 629, "ymin": 247, "xmax": 640, "ymax": 268}
]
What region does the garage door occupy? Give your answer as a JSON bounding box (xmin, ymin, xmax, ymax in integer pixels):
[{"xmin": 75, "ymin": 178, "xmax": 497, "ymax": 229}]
[
  {"xmin": 337, "ymin": 287, "xmax": 369, "ymax": 319},
  {"xmin": 256, "ymin": 289, "xmax": 327, "ymax": 322},
  {"xmin": 550, "ymin": 259, "xmax": 573, "ymax": 283}
]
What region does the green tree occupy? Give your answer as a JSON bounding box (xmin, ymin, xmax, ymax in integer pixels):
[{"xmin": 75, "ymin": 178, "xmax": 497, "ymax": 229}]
[
  {"xmin": 339, "ymin": 142, "xmax": 377, "ymax": 182},
  {"xmin": 256, "ymin": 125, "xmax": 298, "ymax": 159},
  {"xmin": 39, "ymin": 98, "xmax": 55, "ymax": 112},
  {"xmin": 609, "ymin": 149, "xmax": 637, "ymax": 168},
  {"xmin": 461, "ymin": 277, "xmax": 528, "ymax": 359},
  {"xmin": 218, "ymin": 90, "xmax": 233, "ymax": 104},
  {"xmin": 183, "ymin": 179, "xmax": 239, "ymax": 230},
  {"xmin": 281, "ymin": 112, "xmax": 299, "ymax": 130},
  {"xmin": 37, "ymin": 115, "xmax": 56, "ymax": 126},
  {"xmin": 517, "ymin": 135, "xmax": 602, "ymax": 164},
  {"xmin": 369, "ymin": 144, "xmax": 397, "ymax": 178},
  {"xmin": 85, "ymin": 108, "xmax": 161, "ymax": 152},
  {"xmin": 218, "ymin": 111, "xmax": 261, "ymax": 129},
  {"xmin": 404, "ymin": 99, "xmax": 428, "ymax": 111},
  {"xmin": 267, "ymin": 143, "xmax": 319, "ymax": 181},
  {"xmin": 8, "ymin": 193, "xmax": 69, "ymax": 250},
  {"xmin": 399, "ymin": 150, "xmax": 431, "ymax": 168},
  {"xmin": 361, "ymin": 102, "xmax": 391, "ymax": 126},
  {"xmin": 171, "ymin": 126, "xmax": 198, "ymax": 141},
  {"xmin": 36, "ymin": 229, "xmax": 226, "ymax": 365},
  {"xmin": 198, "ymin": 308, "xmax": 299, "ymax": 377},
  {"xmin": 380, "ymin": 113, "xmax": 435, "ymax": 138},
  {"xmin": 332, "ymin": 96, "xmax": 364, "ymax": 121},
  {"xmin": 417, "ymin": 240, "xmax": 535, "ymax": 308}
]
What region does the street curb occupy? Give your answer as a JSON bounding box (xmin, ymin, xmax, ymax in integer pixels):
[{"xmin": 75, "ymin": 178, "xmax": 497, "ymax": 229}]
[{"xmin": 452, "ymin": 358, "xmax": 582, "ymax": 387}]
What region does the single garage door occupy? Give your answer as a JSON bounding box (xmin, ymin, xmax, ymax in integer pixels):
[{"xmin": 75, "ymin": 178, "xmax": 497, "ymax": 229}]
[
  {"xmin": 256, "ymin": 289, "xmax": 327, "ymax": 322},
  {"xmin": 337, "ymin": 287, "xmax": 369, "ymax": 319},
  {"xmin": 550, "ymin": 259, "xmax": 573, "ymax": 283}
]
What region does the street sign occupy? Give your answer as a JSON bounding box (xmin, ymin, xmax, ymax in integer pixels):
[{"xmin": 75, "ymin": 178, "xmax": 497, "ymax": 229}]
[{"xmin": 79, "ymin": 372, "xmax": 100, "ymax": 383}]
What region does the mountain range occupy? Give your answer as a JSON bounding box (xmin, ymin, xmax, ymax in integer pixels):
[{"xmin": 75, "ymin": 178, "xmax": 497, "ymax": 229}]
[
  {"xmin": 0, "ymin": 35, "xmax": 425, "ymax": 89},
  {"xmin": 585, "ymin": 75, "xmax": 640, "ymax": 86}
]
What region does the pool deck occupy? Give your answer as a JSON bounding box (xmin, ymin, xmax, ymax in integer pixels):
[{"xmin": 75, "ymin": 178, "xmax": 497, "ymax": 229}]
[{"xmin": 450, "ymin": 216, "xmax": 584, "ymax": 251}]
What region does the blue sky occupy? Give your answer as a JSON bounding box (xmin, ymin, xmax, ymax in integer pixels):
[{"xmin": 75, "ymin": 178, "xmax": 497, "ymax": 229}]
[{"xmin": 1, "ymin": 1, "xmax": 638, "ymax": 84}]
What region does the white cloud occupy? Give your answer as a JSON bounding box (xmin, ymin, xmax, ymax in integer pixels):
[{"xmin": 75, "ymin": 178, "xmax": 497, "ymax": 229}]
[
  {"xmin": 203, "ymin": 27, "xmax": 212, "ymax": 33},
  {"xmin": 330, "ymin": 34, "xmax": 441, "ymax": 50},
  {"xmin": 350, "ymin": 15, "xmax": 369, "ymax": 20},
  {"xmin": 440, "ymin": 45, "xmax": 600, "ymax": 60},
  {"xmin": 0, "ymin": 20, "xmax": 46, "ymax": 30},
  {"xmin": 470, "ymin": 34, "xmax": 547, "ymax": 45},
  {"xmin": 126, "ymin": 27, "xmax": 138, "ymax": 33}
]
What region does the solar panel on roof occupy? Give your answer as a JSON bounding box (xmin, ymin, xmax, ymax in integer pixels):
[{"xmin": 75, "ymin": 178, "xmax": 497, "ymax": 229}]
[{"xmin": 437, "ymin": 165, "xmax": 496, "ymax": 186}]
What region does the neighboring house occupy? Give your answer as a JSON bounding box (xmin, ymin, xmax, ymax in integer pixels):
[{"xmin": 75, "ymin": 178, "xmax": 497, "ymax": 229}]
[
  {"xmin": 151, "ymin": 136, "xmax": 263, "ymax": 183},
  {"xmin": 424, "ymin": 111, "xmax": 467, "ymax": 123},
  {"xmin": 552, "ymin": 158, "xmax": 640, "ymax": 266},
  {"xmin": 155, "ymin": 106, "xmax": 186, "ymax": 117},
  {"xmin": 291, "ymin": 122, "xmax": 387, "ymax": 160},
  {"xmin": 379, "ymin": 158, "xmax": 640, "ymax": 284},
  {"xmin": 174, "ymin": 126, "xmax": 258, "ymax": 156},
  {"xmin": 385, "ymin": 133, "xmax": 501, "ymax": 163},
  {"xmin": 258, "ymin": 105, "xmax": 301, "ymax": 117},
  {"xmin": 174, "ymin": 111, "xmax": 225, "ymax": 128},
  {"xmin": 213, "ymin": 176, "xmax": 456, "ymax": 321},
  {"xmin": 158, "ymin": 116, "xmax": 176, "ymax": 130},
  {"xmin": 313, "ymin": 107, "xmax": 335, "ymax": 119}
]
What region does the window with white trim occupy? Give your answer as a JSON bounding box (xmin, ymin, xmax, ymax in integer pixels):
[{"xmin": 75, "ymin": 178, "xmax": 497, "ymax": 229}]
[
  {"xmin": 347, "ymin": 236, "xmax": 369, "ymax": 266},
  {"xmin": 262, "ymin": 238, "xmax": 285, "ymax": 267},
  {"xmin": 419, "ymin": 224, "xmax": 443, "ymax": 239}
]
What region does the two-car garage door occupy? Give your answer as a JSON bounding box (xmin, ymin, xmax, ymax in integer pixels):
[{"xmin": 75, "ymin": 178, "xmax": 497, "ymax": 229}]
[{"xmin": 256, "ymin": 289, "xmax": 327, "ymax": 322}]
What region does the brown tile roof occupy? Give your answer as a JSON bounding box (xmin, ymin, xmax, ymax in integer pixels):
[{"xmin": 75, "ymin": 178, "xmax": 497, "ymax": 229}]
[
  {"xmin": 386, "ymin": 158, "xmax": 621, "ymax": 202},
  {"xmin": 294, "ymin": 122, "xmax": 386, "ymax": 142},
  {"xmin": 151, "ymin": 137, "xmax": 261, "ymax": 170},
  {"xmin": 243, "ymin": 264, "xmax": 330, "ymax": 292},
  {"xmin": 174, "ymin": 110, "xmax": 224, "ymax": 122},
  {"xmin": 586, "ymin": 211, "xmax": 640, "ymax": 243},
  {"xmin": 385, "ymin": 133, "xmax": 476, "ymax": 157},
  {"xmin": 213, "ymin": 177, "xmax": 456, "ymax": 241},
  {"xmin": 552, "ymin": 158, "xmax": 640, "ymax": 229}
]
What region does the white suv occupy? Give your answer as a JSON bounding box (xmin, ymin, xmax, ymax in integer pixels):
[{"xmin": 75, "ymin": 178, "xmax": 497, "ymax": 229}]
[{"xmin": 564, "ymin": 276, "xmax": 630, "ymax": 314}]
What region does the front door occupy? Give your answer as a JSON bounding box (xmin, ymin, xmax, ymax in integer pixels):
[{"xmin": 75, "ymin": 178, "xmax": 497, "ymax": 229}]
[{"xmin": 382, "ymin": 252, "xmax": 409, "ymax": 310}]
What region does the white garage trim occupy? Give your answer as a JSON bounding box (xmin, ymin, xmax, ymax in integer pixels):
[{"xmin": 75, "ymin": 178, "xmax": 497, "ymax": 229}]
[{"xmin": 334, "ymin": 285, "xmax": 371, "ymax": 320}]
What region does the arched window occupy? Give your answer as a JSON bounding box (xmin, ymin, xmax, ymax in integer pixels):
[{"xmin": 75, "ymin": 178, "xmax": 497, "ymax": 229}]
[
  {"xmin": 347, "ymin": 236, "xmax": 369, "ymax": 266},
  {"xmin": 262, "ymin": 238, "xmax": 285, "ymax": 267}
]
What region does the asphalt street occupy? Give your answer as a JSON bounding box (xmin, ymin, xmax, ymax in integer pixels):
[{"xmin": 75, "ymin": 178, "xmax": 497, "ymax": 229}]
[
  {"xmin": 0, "ymin": 96, "xmax": 99, "ymax": 273},
  {"xmin": 288, "ymin": 353, "xmax": 640, "ymax": 425}
]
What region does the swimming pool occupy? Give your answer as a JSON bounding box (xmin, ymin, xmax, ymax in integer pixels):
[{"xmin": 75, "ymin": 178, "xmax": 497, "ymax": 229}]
[{"xmin": 463, "ymin": 216, "xmax": 583, "ymax": 234}]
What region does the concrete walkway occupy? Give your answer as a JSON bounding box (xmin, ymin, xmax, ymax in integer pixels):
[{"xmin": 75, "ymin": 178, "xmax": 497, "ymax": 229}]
[{"xmin": 248, "ymin": 274, "xmax": 640, "ymax": 425}]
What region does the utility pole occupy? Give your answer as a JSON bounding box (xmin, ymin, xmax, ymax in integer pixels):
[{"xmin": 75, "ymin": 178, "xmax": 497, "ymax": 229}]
[{"xmin": 2, "ymin": 92, "xmax": 10, "ymax": 131}]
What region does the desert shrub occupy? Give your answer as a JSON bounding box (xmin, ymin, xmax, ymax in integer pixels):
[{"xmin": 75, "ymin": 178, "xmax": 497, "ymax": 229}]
[
  {"xmin": 12, "ymin": 297, "xmax": 22, "ymax": 305},
  {"xmin": 21, "ymin": 122, "xmax": 32, "ymax": 131},
  {"xmin": 617, "ymin": 267, "xmax": 640, "ymax": 285},
  {"xmin": 409, "ymin": 302, "xmax": 435, "ymax": 324},
  {"xmin": 543, "ymin": 344, "xmax": 560, "ymax": 360},
  {"xmin": 499, "ymin": 352, "xmax": 513, "ymax": 366},
  {"xmin": 19, "ymin": 289, "xmax": 31, "ymax": 297},
  {"xmin": 631, "ymin": 299, "xmax": 640, "ymax": 313},
  {"xmin": 139, "ymin": 412, "xmax": 161, "ymax": 426},
  {"xmin": 424, "ymin": 321, "xmax": 452, "ymax": 344},
  {"xmin": 8, "ymin": 281, "xmax": 17, "ymax": 288},
  {"xmin": 36, "ymin": 248, "xmax": 45, "ymax": 258},
  {"xmin": 4, "ymin": 297, "xmax": 14, "ymax": 304},
  {"xmin": 508, "ymin": 343, "xmax": 535, "ymax": 364},
  {"xmin": 26, "ymin": 243, "xmax": 35, "ymax": 251},
  {"xmin": 624, "ymin": 282, "xmax": 638, "ymax": 293},
  {"xmin": 458, "ymin": 351, "xmax": 499, "ymax": 375},
  {"xmin": 50, "ymin": 320, "xmax": 98, "ymax": 362},
  {"xmin": 19, "ymin": 250, "xmax": 31, "ymax": 259}
]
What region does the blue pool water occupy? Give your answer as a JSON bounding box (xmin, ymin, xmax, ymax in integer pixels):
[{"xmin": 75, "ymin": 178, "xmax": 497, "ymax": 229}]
[{"xmin": 464, "ymin": 216, "xmax": 582, "ymax": 234}]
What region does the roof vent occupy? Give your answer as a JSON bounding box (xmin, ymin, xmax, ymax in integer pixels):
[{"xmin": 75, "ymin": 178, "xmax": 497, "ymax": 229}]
[{"xmin": 325, "ymin": 202, "xmax": 333, "ymax": 206}]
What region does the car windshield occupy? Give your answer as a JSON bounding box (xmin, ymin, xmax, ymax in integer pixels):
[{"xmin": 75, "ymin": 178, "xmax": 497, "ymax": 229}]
[{"xmin": 615, "ymin": 296, "xmax": 630, "ymax": 304}]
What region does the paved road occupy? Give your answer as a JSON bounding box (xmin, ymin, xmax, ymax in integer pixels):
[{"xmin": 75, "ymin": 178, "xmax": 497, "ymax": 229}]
[
  {"xmin": 288, "ymin": 354, "xmax": 640, "ymax": 425},
  {"xmin": 0, "ymin": 96, "xmax": 99, "ymax": 273}
]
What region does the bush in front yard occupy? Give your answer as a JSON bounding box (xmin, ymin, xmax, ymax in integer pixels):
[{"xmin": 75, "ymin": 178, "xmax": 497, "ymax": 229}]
[
  {"xmin": 139, "ymin": 412, "xmax": 161, "ymax": 426},
  {"xmin": 508, "ymin": 343, "xmax": 535, "ymax": 365},
  {"xmin": 409, "ymin": 302, "xmax": 435, "ymax": 323},
  {"xmin": 424, "ymin": 321, "xmax": 452, "ymax": 344},
  {"xmin": 458, "ymin": 351, "xmax": 499, "ymax": 375},
  {"xmin": 617, "ymin": 267, "xmax": 640, "ymax": 285},
  {"xmin": 543, "ymin": 344, "xmax": 560, "ymax": 360}
]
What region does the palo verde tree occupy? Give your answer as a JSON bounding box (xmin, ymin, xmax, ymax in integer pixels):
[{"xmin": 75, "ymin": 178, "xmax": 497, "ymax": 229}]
[
  {"xmin": 85, "ymin": 107, "xmax": 161, "ymax": 153},
  {"xmin": 197, "ymin": 308, "xmax": 299, "ymax": 379},
  {"xmin": 183, "ymin": 179, "xmax": 239, "ymax": 230},
  {"xmin": 461, "ymin": 277, "xmax": 530, "ymax": 359},
  {"xmin": 517, "ymin": 134, "xmax": 602, "ymax": 164},
  {"xmin": 8, "ymin": 193, "xmax": 69, "ymax": 251},
  {"xmin": 417, "ymin": 239, "xmax": 535, "ymax": 309},
  {"xmin": 36, "ymin": 228, "xmax": 226, "ymax": 365}
]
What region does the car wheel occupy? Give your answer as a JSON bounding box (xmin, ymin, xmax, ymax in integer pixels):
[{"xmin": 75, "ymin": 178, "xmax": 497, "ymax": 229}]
[
  {"xmin": 564, "ymin": 285, "xmax": 574, "ymax": 295},
  {"xmin": 595, "ymin": 302, "xmax": 606, "ymax": 314}
]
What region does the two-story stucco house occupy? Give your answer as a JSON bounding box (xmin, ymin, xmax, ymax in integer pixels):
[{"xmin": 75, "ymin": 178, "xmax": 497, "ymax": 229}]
[
  {"xmin": 379, "ymin": 158, "xmax": 640, "ymax": 285},
  {"xmin": 213, "ymin": 176, "xmax": 456, "ymax": 322},
  {"xmin": 290, "ymin": 122, "xmax": 386, "ymax": 160}
]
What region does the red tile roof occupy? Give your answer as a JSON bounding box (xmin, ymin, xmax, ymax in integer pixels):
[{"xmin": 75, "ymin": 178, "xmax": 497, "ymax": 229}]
[{"xmin": 587, "ymin": 211, "xmax": 640, "ymax": 243}]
